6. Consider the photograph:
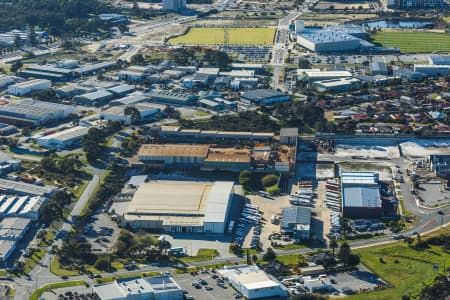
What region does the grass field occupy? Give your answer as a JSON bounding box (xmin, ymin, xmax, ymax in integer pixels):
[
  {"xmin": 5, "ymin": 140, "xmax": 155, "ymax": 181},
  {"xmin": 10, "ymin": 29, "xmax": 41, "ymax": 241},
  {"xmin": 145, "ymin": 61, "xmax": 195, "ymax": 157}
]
[
  {"xmin": 351, "ymin": 236, "xmax": 450, "ymax": 299},
  {"xmin": 179, "ymin": 249, "xmax": 219, "ymax": 263},
  {"xmin": 169, "ymin": 27, "xmax": 276, "ymax": 45},
  {"xmin": 30, "ymin": 280, "xmax": 86, "ymax": 300},
  {"xmin": 371, "ymin": 31, "xmax": 450, "ymax": 53}
]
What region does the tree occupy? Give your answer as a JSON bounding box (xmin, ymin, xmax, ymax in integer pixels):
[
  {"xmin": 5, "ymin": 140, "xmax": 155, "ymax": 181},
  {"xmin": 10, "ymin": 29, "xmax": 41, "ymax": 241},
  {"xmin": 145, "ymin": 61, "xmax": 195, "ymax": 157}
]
[
  {"xmin": 239, "ymin": 170, "xmax": 252, "ymax": 190},
  {"xmin": 118, "ymin": 23, "xmax": 129, "ymax": 34},
  {"xmin": 94, "ymin": 256, "xmax": 111, "ymax": 271},
  {"xmin": 246, "ymin": 249, "xmax": 251, "ymax": 265},
  {"xmin": 252, "ymin": 254, "xmax": 258, "ymax": 264},
  {"xmin": 28, "ymin": 27, "xmax": 37, "ymax": 46},
  {"xmin": 10, "ymin": 60, "xmax": 23, "ymax": 73},
  {"xmin": 14, "ymin": 34, "xmax": 21, "ymax": 49},
  {"xmin": 262, "ymin": 247, "xmax": 276, "ymax": 261},
  {"xmin": 214, "ymin": 51, "xmax": 230, "ymax": 70},
  {"xmin": 419, "ymin": 274, "xmax": 450, "ymax": 300},
  {"xmin": 261, "ymin": 174, "xmax": 278, "ymax": 188},
  {"xmin": 338, "ymin": 242, "xmax": 351, "ymax": 266},
  {"xmin": 298, "ymin": 58, "xmax": 311, "ymax": 69},
  {"xmin": 31, "ymin": 88, "xmax": 58, "ymax": 102},
  {"xmin": 404, "ymin": 236, "xmax": 414, "ymax": 247},
  {"xmin": 130, "ymin": 53, "xmax": 145, "ymax": 66},
  {"xmin": 124, "ymin": 106, "xmax": 141, "ymax": 124},
  {"xmin": 329, "ymin": 238, "xmax": 338, "ymax": 256}
]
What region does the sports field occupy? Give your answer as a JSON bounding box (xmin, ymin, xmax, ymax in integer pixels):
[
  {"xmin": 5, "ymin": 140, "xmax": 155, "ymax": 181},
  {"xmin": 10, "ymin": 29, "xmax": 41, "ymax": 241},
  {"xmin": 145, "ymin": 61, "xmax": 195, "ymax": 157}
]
[
  {"xmin": 169, "ymin": 27, "xmax": 276, "ymax": 45},
  {"xmin": 371, "ymin": 31, "xmax": 450, "ymax": 53}
]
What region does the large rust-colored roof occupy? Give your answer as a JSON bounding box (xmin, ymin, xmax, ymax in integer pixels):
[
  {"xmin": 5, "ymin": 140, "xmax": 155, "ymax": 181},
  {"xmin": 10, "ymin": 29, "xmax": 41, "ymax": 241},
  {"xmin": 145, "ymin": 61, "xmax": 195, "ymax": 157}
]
[
  {"xmin": 205, "ymin": 148, "xmax": 251, "ymax": 163},
  {"xmin": 138, "ymin": 144, "xmax": 210, "ymax": 158}
]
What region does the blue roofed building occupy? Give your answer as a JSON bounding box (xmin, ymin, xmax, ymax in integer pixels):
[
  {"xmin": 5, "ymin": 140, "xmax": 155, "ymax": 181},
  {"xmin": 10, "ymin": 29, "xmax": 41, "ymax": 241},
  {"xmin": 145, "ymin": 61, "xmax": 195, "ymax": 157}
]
[{"xmin": 341, "ymin": 172, "xmax": 382, "ymax": 218}]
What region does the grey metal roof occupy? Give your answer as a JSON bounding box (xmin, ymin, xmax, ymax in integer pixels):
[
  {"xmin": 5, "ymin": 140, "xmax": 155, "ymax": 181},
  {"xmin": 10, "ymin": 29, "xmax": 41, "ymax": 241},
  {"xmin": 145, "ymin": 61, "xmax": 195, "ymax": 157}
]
[
  {"xmin": 281, "ymin": 206, "xmax": 311, "ymax": 228},
  {"xmin": 241, "ymin": 89, "xmax": 287, "ymax": 101},
  {"xmin": 342, "ymin": 185, "xmax": 380, "ymax": 208}
]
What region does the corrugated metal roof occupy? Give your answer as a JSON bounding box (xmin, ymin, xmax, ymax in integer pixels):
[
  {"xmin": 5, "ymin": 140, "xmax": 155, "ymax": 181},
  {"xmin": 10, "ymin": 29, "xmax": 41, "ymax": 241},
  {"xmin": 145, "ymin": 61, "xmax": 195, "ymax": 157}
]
[
  {"xmin": 204, "ymin": 181, "xmax": 234, "ymax": 223},
  {"xmin": 281, "ymin": 206, "xmax": 311, "ymax": 228},
  {"xmin": 342, "ymin": 186, "xmax": 380, "ymax": 208}
]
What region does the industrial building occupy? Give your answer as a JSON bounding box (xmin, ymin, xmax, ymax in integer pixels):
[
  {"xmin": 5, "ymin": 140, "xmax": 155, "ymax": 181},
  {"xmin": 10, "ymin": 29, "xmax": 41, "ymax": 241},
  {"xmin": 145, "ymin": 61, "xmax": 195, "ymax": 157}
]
[
  {"xmin": 387, "ymin": 0, "xmax": 446, "ymax": 9},
  {"xmin": 0, "ymin": 217, "xmax": 32, "ymax": 262},
  {"xmin": 0, "ymin": 99, "xmax": 76, "ymax": 126},
  {"xmin": 413, "ymin": 64, "xmax": 449, "ymax": 77},
  {"xmin": 100, "ymin": 105, "xmax": 161, "ymax": 125},
  {"xmin": 297, "ymin": 30, "xmax": 361, "ymax": 52},
  {"xmin": 0, "ymin": 75, "xmax": 16, "ymax": 89},
  {"xmin": 0, "ymin": 152, "xmax": 21, "ymax": 175},
  {"xmin": 36, "ymin": 126, "xmax": 89, "ymax": 150},
  {"xmin": 110, "ymin": 94, "xmax": 149, "ymax": 106},
  {"xmin": 7, "ymin": 79, "xmax": 52, "ymax": 96},
  {"xmin": 147, "ymin": 89, "xmax": 198, "ymax": 106},
  {"xmin": 18, "ymin": 65, "xmax": 74, "ymax": 82},
  {"xmin": 162, "ymin": 0, "xmax": 186, "ymax": 11},
  {"xmin": 429, "ymin": 155, "xmax": 450, "ymax": 177},
  {"xmin": 299, "ymin": 70, "xmax": 353, "ymax": 84},
  {"xmin": 203, "ymin": 148, "xmax": 251, "ymax": 171},
  {"xmin": 312, "ymin": 77, "xmax": 361, "ymax": 93},
  {"xmin": 138, "ymin": 144, "xmax": 210, "ymax": 167},
  {"xmin": 94, "ymin": 275, "xmax": 184, "ymax": 300},
  {"xmin": 0, "ymin": 178, "xmax": 57, "ymax": 197},
  {"xmin": 370, "ymin": 62, "xmax": 388, "ymax": 76},
  {"xmin": 73, "ymin": 90, "xmax": 114, "ymax": 106},
  {"xmin": 0, "ymin": 195, "xmax": 46, "ymax": 220},
  {"xmin": 218, "ymin": 265, "xmax": 289, "ymax": 299},
  {"xmin": 280, "ymin": 128, "xmax": 298, "ymax": 145},
  {"xmin": 281, "ymin": 206, "xmax": 311, "ymax": 240},
  {"xmin": 341, "ymin": 172, "xmax": 382, "ymax": 218},
  {"xmin": 73, "ymin": 61, "xmax": 116, "ymax": 77},
  {"xmin": 429, "ymin": 54, "xmax": 450, "ymax": 65},
  {"xmin": 124, "ymin": 181, "xmax": 234, "ymax": 233},
  {"xmin": 240, "ymin": 89, "xmax": 290, "ymax": 106}
]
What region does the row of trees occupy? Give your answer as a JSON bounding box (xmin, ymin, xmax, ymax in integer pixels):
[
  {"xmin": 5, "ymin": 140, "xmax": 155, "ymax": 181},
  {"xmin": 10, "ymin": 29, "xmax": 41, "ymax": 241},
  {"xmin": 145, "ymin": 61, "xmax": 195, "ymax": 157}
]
[{"xmin": 82, "ymin": 121, "xmax": 122, "ymax": 163}]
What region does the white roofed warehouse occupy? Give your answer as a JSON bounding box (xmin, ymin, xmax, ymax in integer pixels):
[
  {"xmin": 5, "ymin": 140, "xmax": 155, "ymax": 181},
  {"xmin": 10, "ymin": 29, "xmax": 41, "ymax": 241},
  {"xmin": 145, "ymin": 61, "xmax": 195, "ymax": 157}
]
[
  {"xmin": 124, "ymin": 180, "xmax": 234, "ymax": 234},
  {"xmin": 218, "ymin": 265, "xmax": 289, "ymax": 299},
  {"xmin": 341, "ymin": 172, "xmax": 382, "ymax": 218}
]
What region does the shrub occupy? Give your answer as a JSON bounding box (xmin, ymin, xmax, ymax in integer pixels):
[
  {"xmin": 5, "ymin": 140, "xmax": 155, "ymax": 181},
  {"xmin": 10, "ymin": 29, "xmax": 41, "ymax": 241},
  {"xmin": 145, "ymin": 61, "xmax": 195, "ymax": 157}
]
[{"xmin": 261, "ymin": 174, "xmax": 278, "ymax": 187}]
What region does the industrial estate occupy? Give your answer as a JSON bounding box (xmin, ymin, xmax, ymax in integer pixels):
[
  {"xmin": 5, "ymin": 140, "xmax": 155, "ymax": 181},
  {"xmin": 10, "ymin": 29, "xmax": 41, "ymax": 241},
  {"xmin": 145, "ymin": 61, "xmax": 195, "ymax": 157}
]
[{"xmin": 0, "ymin": 0, "xmax": 448, "ymax": 299}]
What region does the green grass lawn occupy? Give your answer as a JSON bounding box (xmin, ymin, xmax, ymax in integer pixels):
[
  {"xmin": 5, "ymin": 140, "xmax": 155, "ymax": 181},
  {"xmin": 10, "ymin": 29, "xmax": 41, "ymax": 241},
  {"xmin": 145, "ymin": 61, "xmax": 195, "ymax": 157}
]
[
  {"xmin": 273, "ymin": 244, "xmax": 307, "ymax": 251},
  {"xmin": 24, "ymin": 249, "xmax": 46, "ymax": 273},
  {"xmin": 50, "ymin": 256, "xmax": 80, "ymax": 277},
  {"xmin": 371, "ymin": 31, "xmax": 450, "ymax": 53},
  {"xmin": 275, "ymin": 254, "xmax": 307, "ymax": 266},
  {"xmin": 351, "ymin": 242, "xmax": 450, "ymax": 299},
  {"xmin": 179, "ymin": 249, "xmax": 219, "ymax": 263},
  {"xmin": 29, "ymin": 280, "xmax": 86, "ymax": 300},
  {"xmin": 170, "ymin": 27, "xmax": 276, "ymax": 45}
]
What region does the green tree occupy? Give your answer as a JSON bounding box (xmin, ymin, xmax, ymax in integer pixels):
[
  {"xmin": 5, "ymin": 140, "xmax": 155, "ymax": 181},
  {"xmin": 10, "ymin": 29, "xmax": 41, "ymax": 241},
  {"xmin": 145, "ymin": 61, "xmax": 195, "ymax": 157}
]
[
  {"xmin": 298, "ymin": 58, "xmax": 311, "ymax": 69},
  {"xmin": 28, "ymin": 27, "xmax": 37, "ymax": 46},
  {"xmin": 262, "ymin": 247, "xmax": 276, "ymax": 261},
  {"xmin": 261, "ymin": 174, "xmax": 278, "ymax": 188},
  {"xmin": 214, "ymin": 51, "xmax": 230, "ymax": 70},
  {"xmin": 118, "ymin": 23, "xmax": 129, "ymax": 34},
  {"xmin": 94, "ymin": 256, "xmax": 111, "ymax": 271},
  {"xmin": 338, "ymin": 242, "xmax": 351, "ymax": 266},
  {"xmin": 31, "ymin": 88, "xmax": 58, "ymax": 102},
  {"xmin": 239, "ymin": 170, "xmax": 251, "ymax": 190},
  {"xmin": 10, "ymin": 60, "xmax": 23, "ymax": 73},
  {"xmin": 329, "ymin": 238, "xmax": 338, "ymax": 256},
  {"xmin": 124, "ymin": 106, "xmax": 141, "ymax": 124},
  {"xmin": 130, "ymin": 53, "xmax": 145, "ymax": 65},
  {"xmin": 419, "ymin": 274, "xmax": 450, "ymax": 300}
]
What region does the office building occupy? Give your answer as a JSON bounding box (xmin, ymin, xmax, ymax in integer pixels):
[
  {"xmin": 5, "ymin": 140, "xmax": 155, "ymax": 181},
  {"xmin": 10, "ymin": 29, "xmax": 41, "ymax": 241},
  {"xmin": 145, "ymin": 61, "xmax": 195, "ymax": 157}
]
[
  {"xmin": 94, "ymin": 275, "xmax": 184, "ymax": 300},
  {"xmin": 124, "ymin": 181, "xmax": 234, "ymax": 233},
  {"xmin": 218, "ymin": 265, "xmax": 289, "ymax": 299},
  {"xmin": 341, "ymin": 172, "xmax": 382, "ymax": 218},
  {"xmin": 8, "ymin": 79, "xmax": 51, "ymax": 96}
]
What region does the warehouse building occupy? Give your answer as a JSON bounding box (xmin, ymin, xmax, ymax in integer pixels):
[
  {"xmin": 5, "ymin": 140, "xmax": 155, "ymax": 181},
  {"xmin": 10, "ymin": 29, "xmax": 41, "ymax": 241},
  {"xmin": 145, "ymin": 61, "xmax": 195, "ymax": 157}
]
[
  {"xmin": 429, "ymin": 154, "xmax": 450, "ymax": 177},
  {"xmin": 280, "ymin": 128, "xmax": 298, "ymax": 145},
  {"xmin": 370, "ymin": 62, "xmax": 388, "ymax": 76},
  {"xmin": 138, "ymin": 144, "xmax": 210, "ymax": 167},
  {"xmin": 0, "ymin": 152, "xmax": 20, "ymax": 175},
  {"xmin": 341, "ymin": 172, "xmax": 382, "ymax": 218},
  {"xmin": 100, "ymin": 105, "xmax": 161, "ymax": 125},
  {"xmin": 428, "ymin": 54, "xmax": 450, "ymax": 65},
  {"xmin": 413, "ymin": 64, "xmax": 449, "ymax": 77},
  {"xmin": 124, "ymin": 181, "xmax": 234, "ymax": 233},
  {"xmin": 19, "ymin": 65, "xmax": 74, "ymax": 82},
  {"xmin": 8, "ymin": 79, "xmax": 52, "ymax": 96},
  {"xmin": 110, "ymin": 94, "xmax": 149, "ymax": 106},
  {"xmin": 0, "ymin": 195, "xmax": 46, "ymax": 220},
  {"xmin": 73, "ymin": 61, "xmax": 116, "ymax": 77},
  {"xmin": 0, "ymin": 75, "xmax": 16, "ymax": 90},
  {"xmin": 312, "ymin": 77, "xmax": 361, "ymax": 93},
  {"xmin": 281, "ymin": 206, "xmax": 311, "ymax": 240},
  {"xmin": 147, "ymin": 89, "xmax": 198, "ymax": 106},
  {"xmin": 0, "ymin": 178, "xmax": 57, "ymax": 197},
  {"xmin": 0, "ymin": 217, "xmax": 32, "ymax": 262},
  {"xmin": 297, "ymin": 30, "xmax": 361, "ymax": 52},
  {"xmin": 240, "ymin": 89, "xmax": 290, "ymax": 106},
  {"xmin": 36, "ymin": 126, "xmax": 89, "ymax": 150},
  {"xmin": 73, "ymin": 90, "xmax": 114, "ymax": 106},
  {"xmin": 299, "ymin": 70, "xmax": 353, "ymax": 84},
  {"xmin": 94, "ymin": 275, "xmax": 183, "ymax": 300},
  {"xmin": 218, "ymin": 265, "xmax": 289, "ymax": 299},
  {"xmin": 0, "ymin": 99, "xmax": 76, "ymax": 126},
  {"xmin": 203, "ymin": 148, "xmax": 251, "ymax": 171}
]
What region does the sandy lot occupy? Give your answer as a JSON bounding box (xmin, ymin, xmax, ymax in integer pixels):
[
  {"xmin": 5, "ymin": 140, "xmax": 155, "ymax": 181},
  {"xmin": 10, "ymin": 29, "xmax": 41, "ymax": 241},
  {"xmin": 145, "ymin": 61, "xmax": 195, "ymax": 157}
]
[
  {"xmin": 334, "ymin": 144, "xmax": 400, "ymax": 159},
  {"xmin": 400, "ymin": 138, "xmax": 450, "ymax": 158}
]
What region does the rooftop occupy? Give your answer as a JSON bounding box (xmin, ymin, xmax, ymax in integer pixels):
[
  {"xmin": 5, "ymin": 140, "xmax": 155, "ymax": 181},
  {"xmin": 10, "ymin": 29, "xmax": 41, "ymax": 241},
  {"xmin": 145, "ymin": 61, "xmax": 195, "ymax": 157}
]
[
  {"xmin": 205, "ymin": 148, "xmax": 251, "ymax": 163},
  {"xmin": 219, "ymin": 265, "xmax": 285, "ymax": 290},
  {"xmin": 298, "ymin": 30, "xmax": 359, "ymax": 44},
  {"xmin": 281, "ymin": 206, "xmax": 311, "ymax": 228},
  {"xmin": 241, "ymin": 89, "xmax": 288, "ymax": 101},
  {"xmin": 38, "ymin": 126, "xmax": 89, "ymax": 142},
  {"xmin": 138, "ymin": 144, "xmax": 210, "ymax": 158}
]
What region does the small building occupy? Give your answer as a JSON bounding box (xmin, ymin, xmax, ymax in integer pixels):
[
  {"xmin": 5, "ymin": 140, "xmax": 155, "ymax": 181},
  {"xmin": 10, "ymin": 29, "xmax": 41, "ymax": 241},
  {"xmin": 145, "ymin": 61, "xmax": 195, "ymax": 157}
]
[
  {"xmin": 304, "ymin": 278, "xmax": 333, "ymax": 293},
  {"xmin": 36, "ymin": 126, "xmax": 89, "ymax": 150},
  {"xmin": 0, "ymin": 217, "xmax": 32, "ymax": 262},
  {"xmin": 218, "ymin": 265, "xmax": 289, "ymax": 299},
  {"xmin": 8, "ymin": 79, "xmax": 52, "ymax": 96},
  {"xmin": 280, "ymin": 206, "xmax": 311, "ymax": 240},
  {"xmin": 73, "ymin": 90, "xmax": 114, "ymax": 106},
  {"xmin": 341, "ymin": 172, "xmax": 382, "ymax": 218},
  {"xmin": 198, "ymin": 99, "xmax": 224, "ymax": 112},
  {"xmin": 0, "ymin": 75, "xmax": 16, "ymax": 89},
  {"xmin": 240, "ymin": 89, "xmax": 290, "ymax": 106},
  {"xmin": 280, "ymin": 127, "xmax": 298, "ymax": 145},
  {"xmin": 94, "ymin": 275, "xmax": 184, "ymax": 300}
]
